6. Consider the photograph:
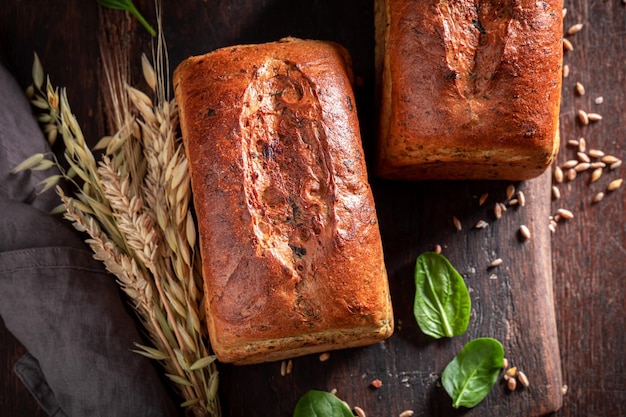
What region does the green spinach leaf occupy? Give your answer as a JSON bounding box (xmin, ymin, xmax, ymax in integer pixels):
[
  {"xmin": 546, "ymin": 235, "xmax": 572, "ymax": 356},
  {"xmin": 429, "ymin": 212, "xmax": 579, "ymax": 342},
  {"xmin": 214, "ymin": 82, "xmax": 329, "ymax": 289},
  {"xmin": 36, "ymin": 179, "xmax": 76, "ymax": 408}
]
[
  {"xmin": 413, "ymin": 252, "xmax": 471, "ymax": 338},
  {"xmin": 293, "ymin": 390, "xmax": 353, "ymax": 417},
  {"xmin": 442, "ymin": 337, "xmax": 505, "ymax": 408}
]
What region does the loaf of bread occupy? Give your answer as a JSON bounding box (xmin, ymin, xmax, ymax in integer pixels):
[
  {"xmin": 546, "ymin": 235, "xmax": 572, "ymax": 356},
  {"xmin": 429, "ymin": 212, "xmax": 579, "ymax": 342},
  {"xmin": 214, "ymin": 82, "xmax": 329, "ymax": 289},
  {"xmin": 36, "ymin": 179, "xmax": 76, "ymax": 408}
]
[
  {"xmin": 375, "ymin": 0, "xmax": 563, "ymax": 180},
  {"xmin": 173, "ymin": 38, "xmax": 393, "ymax": 365}
]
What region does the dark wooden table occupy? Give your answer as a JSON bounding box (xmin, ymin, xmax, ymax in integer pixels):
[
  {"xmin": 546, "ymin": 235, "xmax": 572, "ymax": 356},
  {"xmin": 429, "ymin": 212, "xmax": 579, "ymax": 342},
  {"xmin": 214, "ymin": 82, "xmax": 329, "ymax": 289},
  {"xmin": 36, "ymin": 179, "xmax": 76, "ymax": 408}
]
[{"xmin": 1, "ymin": 1, "xmax": 625, "ymax": 416}]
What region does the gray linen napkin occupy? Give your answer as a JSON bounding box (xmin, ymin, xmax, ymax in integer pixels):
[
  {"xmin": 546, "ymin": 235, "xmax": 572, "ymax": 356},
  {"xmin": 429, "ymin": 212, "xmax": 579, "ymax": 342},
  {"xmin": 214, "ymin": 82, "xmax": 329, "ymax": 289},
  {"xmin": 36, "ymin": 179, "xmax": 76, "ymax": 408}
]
[{"xmin": 0, "ymin": 60, "xmax": 178, "ymax": 416}]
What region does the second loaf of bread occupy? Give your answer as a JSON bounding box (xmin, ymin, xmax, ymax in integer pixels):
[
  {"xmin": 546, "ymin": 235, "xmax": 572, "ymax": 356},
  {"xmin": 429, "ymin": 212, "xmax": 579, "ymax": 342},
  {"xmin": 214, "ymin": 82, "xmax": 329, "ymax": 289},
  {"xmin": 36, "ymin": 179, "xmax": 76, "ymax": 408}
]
[
  {"xmin": 375, "ymin": 0, "xmax": 563, "ymax": 180},
  {"xmin": 173, "ymin": 38, "xmax": 393, "ymax": 365}
]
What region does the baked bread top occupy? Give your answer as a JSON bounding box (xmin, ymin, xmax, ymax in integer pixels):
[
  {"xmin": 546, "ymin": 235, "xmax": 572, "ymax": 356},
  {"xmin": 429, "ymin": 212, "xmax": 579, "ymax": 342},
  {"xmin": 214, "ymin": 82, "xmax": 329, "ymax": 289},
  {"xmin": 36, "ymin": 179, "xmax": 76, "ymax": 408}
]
[
  {"xmin": 174, "ymin": 38, "xmax": 393, "ymax": 364},
  {"xmin": 376, "ymin": 0, "xmax": 563, "ymax": 180}
]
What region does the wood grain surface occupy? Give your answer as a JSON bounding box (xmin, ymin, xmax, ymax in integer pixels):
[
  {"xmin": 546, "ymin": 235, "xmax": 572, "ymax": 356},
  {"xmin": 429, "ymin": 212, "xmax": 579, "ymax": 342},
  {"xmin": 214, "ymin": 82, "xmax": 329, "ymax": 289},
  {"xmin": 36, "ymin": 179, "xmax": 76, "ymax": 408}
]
[{"xmin": 0, "ymin": 1, "xmax": 624, "ymax": 416}]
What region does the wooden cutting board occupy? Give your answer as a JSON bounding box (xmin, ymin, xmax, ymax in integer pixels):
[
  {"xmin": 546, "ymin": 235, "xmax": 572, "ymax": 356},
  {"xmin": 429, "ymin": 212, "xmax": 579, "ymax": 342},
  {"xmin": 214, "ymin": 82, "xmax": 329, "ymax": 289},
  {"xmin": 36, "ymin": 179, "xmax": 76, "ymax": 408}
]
[{"xmin": 219, "ymin": 170, "xmax": 563, "ymax": 416}]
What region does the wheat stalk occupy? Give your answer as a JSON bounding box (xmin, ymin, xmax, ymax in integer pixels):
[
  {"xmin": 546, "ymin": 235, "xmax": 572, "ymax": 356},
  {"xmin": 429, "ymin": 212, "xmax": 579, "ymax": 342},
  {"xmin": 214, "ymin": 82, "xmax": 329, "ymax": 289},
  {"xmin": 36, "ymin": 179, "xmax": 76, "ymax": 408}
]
[{"xmin": 15, "ymin": 4, "xmax": 221, "ymax": 416}]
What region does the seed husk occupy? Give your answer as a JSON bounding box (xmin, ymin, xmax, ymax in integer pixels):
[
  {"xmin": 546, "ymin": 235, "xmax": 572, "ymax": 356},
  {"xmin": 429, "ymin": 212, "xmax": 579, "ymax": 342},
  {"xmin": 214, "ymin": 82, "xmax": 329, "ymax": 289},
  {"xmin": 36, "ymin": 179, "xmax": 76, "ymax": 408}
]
[
  {"xmin": 607, "ymin": 178, "xmax": 623, "ymax": 191},
  {"xmin": 562, "ymin": 159, "xmax": 579, "ymax": 169},
  {"xmin": 595, "ymin": 96, "xmax": 604, "ymax": 104},
  {"xmin": 562, "ymin": 8, "xmax": 567, "ymax": 18},
  {"xmin": 588, "ymin": 149, "xmax": 605, "ymax": 159},
  {"xmin": 474, "ymin": 220, "xmax": 489, "ymax": 229},
  {"xmin": 434, "ymin": 244, "xmax": 442, "ymax": 254},
  {"xmin": 354, "ymin": 406, "xmax": 367, "ymax": 417},
  {"xmin": 453, "ymin": 216, "xmax": 462, "ymax": 231},
  {"xmin": 489, "ymin": 258, "xmax": 503, "ymax": 268},
  {"xmin": 567, "ymin": 23, "xmax": 584, "ymax": 35},
  {"xmin": 502, "ymin": 358, "xmax": 509, "ymax": 369},
  {"xmin": 567, "ymin": 168, "xmax": 577, "ymax": 181},
  {"xmin": 517, "ymin": 371, "xmax": 530, "ymax": 387},
  {"xmin": 507, "ymin": 376, "xmax": 518, "ymax": 391},
  {"xmin": 554, "ymin": 166, "xmax": 564, "ymax": 183},
  {"xmin": 563, "ymin": 38, "xmax": 574, "ymax": 51},
  {"xmin": 592, "ymin": 192, "xmax": 605, "ymax": 203},
  {"xmin": 578, "ymin": 109, "xmax": 589, "ymax": 125},
  {"xmin": 479, "ymin": 192, "xmax": 489, "ymax": 206},
  {"xmin": 519, "ymin": 225, "xmax": 531, "ymax": 240},
  {"xmin": 577, "ymin": 152, "xmax": 591, "ymax": 163},
  {"xmin": 286, "ymin": 359, "xmax": 293, "ymax": 375},
  {"xmin": 557, "ymin": 208, "xmax": 574, "ymax": 219},
  {"xmin": 506, "ymin": 184, "xmax": 516, "ymax": 200},
  {"xmin": 575, "ymin": 81, "xmax": 585, "ymax": 95},
  {"xmin": 494, "ymin": 203, "xmax": 503, "ymax": 219},
  {"xmin": 574, "ymin": 162, "xmax": 591, "ymax": 173},
  {"xmin": 562, "ymin": 385, "xmax": 569, "ymax": 395},
  {"xmin": 602, "ymin": 155, "xmax": 620, "ymax": 164},
  {"xmin": 590, "ymin": 167, "xmax": 603, "ymax": 183}
]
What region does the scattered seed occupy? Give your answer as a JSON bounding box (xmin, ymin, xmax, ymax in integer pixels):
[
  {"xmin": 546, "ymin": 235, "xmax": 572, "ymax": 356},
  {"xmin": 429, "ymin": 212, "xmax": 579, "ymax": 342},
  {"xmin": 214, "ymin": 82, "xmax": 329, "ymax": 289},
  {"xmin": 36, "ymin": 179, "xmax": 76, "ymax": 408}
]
[
  {"xmin": 567, "ymin": 139, "xmax": 579, "ymax": 147},
  {"xmin": 563, "ymin": 38, "xmax": 574, "ymax": 51},
  {"xmin": 567, "ymin": 23, "xmax": 584, "ymax": 35},
  {"xmin": 552, "ymin": 185, "xmax": 561, "ymax": 200},
  {"xmin": 517, "ymin": 371, "xmax": 530, "ymax": 387},
  {"xmin": 500, "ymin": 202, "xmax": 508, "ymax": 213},
  {"xmin": 588, "ymin": 149, "xmax": 605, "ymax": 159},
  {"xmin": 563, "ymin": 64, "xmax": 570, "ymax": 78},
  {"xmin": 489, "ymin": 258, "xmax": 503, "ymax": 268},
  {"xmin": 489, "ymin": 273, "xmax": 498, "ymax": 280},
  {"xmin": 494, "ymin": 203, "xmax": 503, "ymax": 219},
  {"xmin": 592, "ymin": 192, "xmax": 605, "ymax": 203},
  {"xmin": 517, "ymin": 191, "xmax": 526, "ymax": 207},
  {"xmin": 575, "ymin": 81, "xmax": 585, "ymax": 95},
  {"xmin": 506, "ymin": 367, "xmax": 518, "ymax": 377},
  {"xmin": 503, "ymin": 373, "xmax": 511, "ymax": 381},
  {"xmin": 474, "ymin": 220, "xmax": 489, "ymax": 229},
  {"xmin": 574, "ymin": 162, "xmax": 591, "ymax": 172},
  {"xmin": 607, "ymin": 178, "xmax": 623, "ymax": 191},
  {"xmin": 507, "ymin": 377, "xmax": 518, "ymax": 391},
  {"xmin": 590, "ymin": 167, "xmax": 603, "ymax": 183},
  {"xmin": 566, "ymin": 168, "xmax": 577, "ymax": 181},
  {"xmin": 557, "ymin": 208, "xmax": 574, "ymax": 219},
  {"xmin": 479, "ymin": 192, "xmax": 489, "ymax": 206},
  {"xmin": 370, "ymin": 379, "xmax": 383, "ymax": 389},
  {"xmin": 453, "ymin": 216, "xmax": 462, "ymax": 231},
  {"xmin": 319, "ymin": 352, "xmax": 330, "ymax": 362},
  {"xmin": 562, "ymin": 8, "xmax": 567, "ymax": 18},
  {"xmin": 506, "ymin": 184, "xmax": 516, "ymax": 200},
  {"xmin": 280, "ymin": 360, "xmax": 287, "ymax": 376},
  {"xmin": 330, "ymin": 388, "xmax": 338, "ymax": 395},
  {"xmin": 399, "ymin": 411, "xmax": 415, "ymax": 417},
  {"xmin": 562, "ymin": 385, "xmax": 569, "ymax": 395},
  {"xmin": 610, "ymin": 160, "xmax": 622, "ymax": 170},
  {"xmin": 502, "ymin": 358, "xmax": 509, "ymax": 369},
  {"xmin": 549, "ymin": 222, "xmax": 557, "ymax": 233},
  {"xmin": 562, "ymin": 159, "xmax": 579, "ymax": 169},
  {"xmin": 509, "ymin": 198, "xmax": 519, "ymax": 206},
  {"xmin": 594, "ymin": 96, "xmax": 604, "ymax": 104},
  {"xmin": 554, "ymin": 166, "xmax": 564, "ymax": 183},
  {"xmin": 354, "ymin": 406, "xmax": 367, "ymax": 417},
  {"xmin": 579, "ymin": 137, "xmax": 587, "ymax": 153},
  {"xmin": 519, "ymin": 225, "xmax": 531, "ymax": 240},
  {"xmin": 590, "ymin": 162, "xmax": 606, "ymax": 169},
  {"xmin": 587, "ymin": 113, "xmax": 603, "ymax": 122},
  {"xmin": 577, "ymin": 152, "xmax": 591, "ymax": 163},
  {"xmin": 434, "ymin": 244, "xmax": 442, "ymax": 254},
  {"xmin": 602, "ymin": 155, "xmax": 620, "ymax": 164},
  {"xmin": 578, "ymin": 109, "xmax": 589, "ymax": 125},
  {"xmin": 286, "ymin": 359, "xmax": 293, "ymax": 375}
]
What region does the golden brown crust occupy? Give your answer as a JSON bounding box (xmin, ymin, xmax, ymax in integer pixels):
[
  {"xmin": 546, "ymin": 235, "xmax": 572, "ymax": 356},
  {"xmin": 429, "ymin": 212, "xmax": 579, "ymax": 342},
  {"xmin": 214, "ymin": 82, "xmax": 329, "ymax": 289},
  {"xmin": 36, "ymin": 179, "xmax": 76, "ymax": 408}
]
[
  {"xmin": 174, "ymin": 38, "xmax": 393, "ymax": 365},
  {"xmin": 376, "ymin": 0, "xmax": 563, "ymax": 180}
]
